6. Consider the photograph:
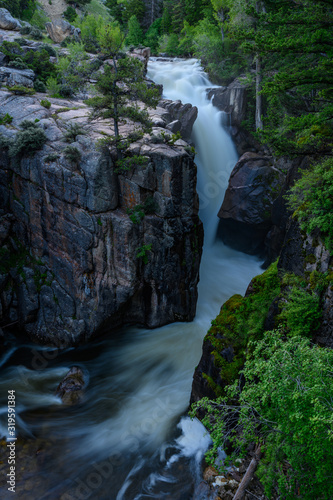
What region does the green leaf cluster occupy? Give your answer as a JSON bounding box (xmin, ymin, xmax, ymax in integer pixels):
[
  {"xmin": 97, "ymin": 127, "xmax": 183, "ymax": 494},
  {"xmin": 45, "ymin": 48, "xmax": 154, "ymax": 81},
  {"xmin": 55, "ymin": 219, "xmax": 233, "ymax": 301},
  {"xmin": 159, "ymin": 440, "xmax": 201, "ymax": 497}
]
[
  {"xmin": 287, "ymin": 157, "xmax": 333, "ymax": 254},
  {"xmin": 192, "ymin": 331, "xmax": 333, "ymax": 499}
]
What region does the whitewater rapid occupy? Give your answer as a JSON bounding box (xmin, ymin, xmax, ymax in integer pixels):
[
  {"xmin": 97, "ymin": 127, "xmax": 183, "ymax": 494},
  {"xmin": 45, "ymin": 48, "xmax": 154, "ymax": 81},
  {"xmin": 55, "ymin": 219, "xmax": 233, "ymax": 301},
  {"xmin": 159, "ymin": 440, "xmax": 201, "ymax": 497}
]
[{"xmin": 0, "ymin": 58, "xmax": 262, "ymax": 499}]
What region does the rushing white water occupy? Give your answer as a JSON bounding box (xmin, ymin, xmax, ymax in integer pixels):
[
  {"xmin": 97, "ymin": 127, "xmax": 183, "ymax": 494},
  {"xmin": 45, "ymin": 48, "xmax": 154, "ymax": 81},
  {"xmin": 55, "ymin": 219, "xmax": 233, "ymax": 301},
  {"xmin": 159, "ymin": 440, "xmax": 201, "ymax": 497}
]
[{"xmin": 0, "ymin": 58, "xmax": 262, "ymax": 499}]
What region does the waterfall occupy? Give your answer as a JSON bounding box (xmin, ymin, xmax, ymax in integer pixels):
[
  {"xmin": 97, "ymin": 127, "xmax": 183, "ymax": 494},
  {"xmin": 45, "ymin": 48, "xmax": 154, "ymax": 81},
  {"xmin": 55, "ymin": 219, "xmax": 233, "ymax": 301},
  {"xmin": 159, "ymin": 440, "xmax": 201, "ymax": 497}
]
[{"xmin": 0, "ymin": 59, "xmax": 262, "ymax": 499}]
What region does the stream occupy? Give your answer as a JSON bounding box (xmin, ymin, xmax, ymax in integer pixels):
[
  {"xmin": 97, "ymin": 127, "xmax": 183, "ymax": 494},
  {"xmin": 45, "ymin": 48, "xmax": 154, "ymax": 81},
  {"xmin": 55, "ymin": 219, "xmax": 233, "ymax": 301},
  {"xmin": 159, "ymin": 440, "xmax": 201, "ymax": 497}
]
[{"xmin": 0, "ymin": 58, "xmax": 262, "ymax": 499}]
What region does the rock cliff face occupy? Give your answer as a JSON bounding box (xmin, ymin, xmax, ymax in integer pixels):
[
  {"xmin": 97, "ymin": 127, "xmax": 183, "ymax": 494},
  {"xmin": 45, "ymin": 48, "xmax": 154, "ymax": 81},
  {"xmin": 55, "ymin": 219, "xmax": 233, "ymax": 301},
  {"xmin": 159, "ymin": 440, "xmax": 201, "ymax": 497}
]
[
  {"xmin": 0, "ymin": 91, "xmax": 203, "ymax": 345},
  {"xmin": 217, "ymin": 152, "xmax": 285, "ymax": 257}
]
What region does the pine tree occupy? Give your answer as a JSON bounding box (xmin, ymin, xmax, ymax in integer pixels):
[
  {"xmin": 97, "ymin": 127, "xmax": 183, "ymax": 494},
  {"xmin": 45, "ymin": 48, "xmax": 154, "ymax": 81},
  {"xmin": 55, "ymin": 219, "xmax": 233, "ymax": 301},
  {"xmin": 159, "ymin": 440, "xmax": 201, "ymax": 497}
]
[
  {"xmin": 126, "ymin": 15, "xmax": 144, "ymax": 46},
  {"xmin": 87, "ymin": 25, "xmax": 160, "ymax": 172}
]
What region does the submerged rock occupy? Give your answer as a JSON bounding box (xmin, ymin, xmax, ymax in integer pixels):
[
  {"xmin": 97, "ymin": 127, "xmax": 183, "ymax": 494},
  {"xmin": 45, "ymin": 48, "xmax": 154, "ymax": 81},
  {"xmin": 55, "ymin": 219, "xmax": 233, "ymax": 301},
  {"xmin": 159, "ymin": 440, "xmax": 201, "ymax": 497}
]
[{"xmin": 56, "ymin": 367, "xmax": 85, "ymax": 405}]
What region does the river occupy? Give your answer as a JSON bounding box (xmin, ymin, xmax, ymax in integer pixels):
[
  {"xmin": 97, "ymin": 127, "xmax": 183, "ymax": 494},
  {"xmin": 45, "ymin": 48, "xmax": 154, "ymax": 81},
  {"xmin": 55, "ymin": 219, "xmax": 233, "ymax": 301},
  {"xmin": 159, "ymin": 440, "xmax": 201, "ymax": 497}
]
[{"xmin": 0, "ymin": 58, "xmax": 262, "ymax": 499}]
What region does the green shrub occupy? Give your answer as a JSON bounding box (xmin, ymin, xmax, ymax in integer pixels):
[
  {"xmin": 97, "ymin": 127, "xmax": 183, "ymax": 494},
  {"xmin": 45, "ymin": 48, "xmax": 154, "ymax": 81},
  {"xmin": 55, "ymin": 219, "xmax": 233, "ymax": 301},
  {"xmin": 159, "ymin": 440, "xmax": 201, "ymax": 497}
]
[
  {"xmin": 14, "ymin": 37, "xmax": 29, "ymax": 46},
  {"xmin": 64, "ymin": 145, "xmax": 81, "ymax": 163},
  {"xmin": 64, "ymin": 122, "xmax": 86, "ymax": 142},
  {"xmin": 34, "ymin": 80, "xmax": 47, "ymax": 93},
  {"xmin": 0, "ymin": 113, "xmax": 13, "ymax": 125},
  {"xmin": 46, "ymin": 77, "xmax": 60, "ymax": 97},
  {"xmin": 287, "ymin": 157, "xmax": 333, "ymax": 254},
  {"xmin": 8, "ymin": 120, "xmax": 47, "ymax": 157},
  {"xmin": 20, "ymin": 25, "xmax": 32, "ymax": 36},
  {"xmin": 64, "ymin": 5, "xmax": 77, "ymax": 23},
  {"xmin": 9, "ymin": 58, "xmax": 28, "ymax": 69},
  {"xmin": 192, "ymin": 331, "xmax": 333, "ymax": 500},
  {"xmin": 7, "ymin": 86, "xmax": 35, "ymax": 95},
  {"xmin": 39, "ymin": 44, "xmax": 57, "ymax": 57},
  {"xmin": 44, "ymin": 153, "xmax": 59, "ymax": 162},
  {"xmin": 24, "ymin": 49, "xmax": 56, "ymax": 82},
  {"xmin": 136, "ymin": 244, "xmax": 152, "ymax": 264},
  {"xmin": 41, "ymin": 99, "xmax": 51, "ymax": 109},
  {"xmin": 30, "ymin": 27, "xmax": 43, "ymax": 40},
  {"xmin": 278, "ymin": 286, "xmax": 322, "ymax": 337},
  {"xmin": 126, "ymin": 205, "xmax": 145, "ymax": 224},
  {"xmin": 59, "ymin": 84, "xmax": 73, "ymax": 98},
  {"xmin": 150, "ymin": 133, "xmax": 164, "ymax": 144}
]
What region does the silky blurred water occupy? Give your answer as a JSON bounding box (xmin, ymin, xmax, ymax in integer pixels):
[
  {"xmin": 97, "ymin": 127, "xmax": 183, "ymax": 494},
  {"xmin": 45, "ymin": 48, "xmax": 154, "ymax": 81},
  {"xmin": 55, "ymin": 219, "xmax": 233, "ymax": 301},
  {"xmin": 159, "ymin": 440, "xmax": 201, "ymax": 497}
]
[{"xmin": 0, "ymin": 58, "xmax": 262, "ymax": 499}]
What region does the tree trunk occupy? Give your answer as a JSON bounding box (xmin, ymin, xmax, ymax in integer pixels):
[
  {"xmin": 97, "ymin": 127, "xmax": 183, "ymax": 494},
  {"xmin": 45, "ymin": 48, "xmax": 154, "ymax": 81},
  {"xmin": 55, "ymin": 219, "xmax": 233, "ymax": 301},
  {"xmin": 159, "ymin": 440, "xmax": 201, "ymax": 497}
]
[
  {"xmin": 233, "ymin": 446, "xmax": 262, "ymax": 500},
  {"xmin": 255, "ymin": 54, "xmax": 263, "ymax": 130}
]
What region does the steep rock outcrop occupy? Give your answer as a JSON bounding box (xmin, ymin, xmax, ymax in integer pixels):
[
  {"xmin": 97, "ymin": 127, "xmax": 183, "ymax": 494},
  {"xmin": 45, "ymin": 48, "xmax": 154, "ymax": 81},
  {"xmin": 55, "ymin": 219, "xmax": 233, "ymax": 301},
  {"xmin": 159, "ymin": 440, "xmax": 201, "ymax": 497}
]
[
  {"xmin": 158, "ymin": 99, "xmax": 198, "ymax": 141},
  {"xmin": 0, "ymin": 91, "xmax": 202, "ymax": 345},
  {"xmin": 45, "ymin": 19, "xmax": 80, "ymax": 43},
  {"xmin": 207, "ymin": 79, "xmax": 247, "ymax": 127},
  {"xmin": 217, "ymin": 152, "xmax": 285, "ymax": 256},
  {"xmin": 0, "ymin": 66, "xmax": 35, "ymax": 87}
]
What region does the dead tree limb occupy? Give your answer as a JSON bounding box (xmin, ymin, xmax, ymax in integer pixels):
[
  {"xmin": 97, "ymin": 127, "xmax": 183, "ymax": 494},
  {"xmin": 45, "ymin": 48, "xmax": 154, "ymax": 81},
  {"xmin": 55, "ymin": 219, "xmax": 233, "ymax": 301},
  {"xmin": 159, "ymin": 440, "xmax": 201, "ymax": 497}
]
[{"xmin": 233, "ymin": 445, "xmax": 262, "ymax": 500}]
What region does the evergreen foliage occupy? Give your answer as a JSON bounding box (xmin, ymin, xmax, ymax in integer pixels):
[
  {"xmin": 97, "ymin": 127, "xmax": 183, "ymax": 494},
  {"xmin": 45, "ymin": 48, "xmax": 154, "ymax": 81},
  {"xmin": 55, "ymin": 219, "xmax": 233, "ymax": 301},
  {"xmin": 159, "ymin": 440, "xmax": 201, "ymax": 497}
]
[
  {"xmin": 126, "ymin": 15, "xmax": 143, "ymax": 47},
  {"xmin": 87, "ymin": 25, "xmax": 160, "ymax": 172}
]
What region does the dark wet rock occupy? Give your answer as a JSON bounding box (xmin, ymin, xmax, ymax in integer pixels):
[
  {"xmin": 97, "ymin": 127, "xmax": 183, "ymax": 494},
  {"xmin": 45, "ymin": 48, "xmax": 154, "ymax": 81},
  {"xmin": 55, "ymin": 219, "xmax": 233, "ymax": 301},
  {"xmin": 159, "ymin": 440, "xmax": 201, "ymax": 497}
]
[
  {"xmin": 0, "ymin": 91, "xmax": 202, "ymax": 345},
  {"xmin": 217, "ymin": 152, "xmax": 285, "ymax": 256},
  {"xmin": 207, "ymin": 78, "xmax": 247, "ymax": 127},
  {"xmin": 193, "ymin": 481, "xmax": 219, "ymax": 500},
  {"xmin": 316, "ymin": 286, "xmax": 333, "ymax": 348},
  {"xmin": 190, "ymin": 338, "xmax": 223, "ymax": 405},
  {"xmin": 159, "ymin": 99, "xmax": 198, "ymax": 140},
  {"xmin": 56, "ymin": 367, "xmax": 85, "ymax": 405},
  {"xmin": 277, "ymin": 220, "xmax": 306, "ymax": 276},
  {"xmin": 0, "ymin": 66, "xmax": 35, "ymax": 87},
  {"xmin": 0, "ymin": 9, "xmax": 22, "ymax": 31}
]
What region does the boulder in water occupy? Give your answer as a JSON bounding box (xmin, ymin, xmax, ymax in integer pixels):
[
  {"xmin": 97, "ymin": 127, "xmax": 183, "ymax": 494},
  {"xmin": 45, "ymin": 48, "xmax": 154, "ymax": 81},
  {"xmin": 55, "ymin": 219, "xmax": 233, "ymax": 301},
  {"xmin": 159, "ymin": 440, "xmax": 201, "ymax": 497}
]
[{"xmin": 56, "ymin": 367, "xmax": 85, "ymax": 405}]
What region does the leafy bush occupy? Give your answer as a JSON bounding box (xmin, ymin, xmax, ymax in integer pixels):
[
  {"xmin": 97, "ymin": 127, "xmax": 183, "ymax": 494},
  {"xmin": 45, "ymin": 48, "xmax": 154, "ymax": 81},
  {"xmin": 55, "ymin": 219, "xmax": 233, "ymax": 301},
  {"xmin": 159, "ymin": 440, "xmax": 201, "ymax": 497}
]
[
  {"xmin": 46, "ymin": 77, "xmax": 60, "ymax": 97},
  {"xmin": 278, "ymin": 285, "xmax": 322, "ymax": 337},
  {"xmin": 20, "ymin": 25, "xmax": 32, "ymax": 36},
  {"xmin": 8, "ymin": 58, "xmax": 28, "ymax": 69},
  {"xmin": 14, "ymin": 37, "xmax": 29, "ymax": 46},
  {"xmin": 64, "ymin": 123, "xmax": 86, "ymax": 142},
  {"xmin": 24, "ymin": 49, "xmax": 56, "ymax": 82},
  {"xmin": 30, "ymin": 27, "xmax": 43, "ymax": 40},
  {"xmin": 192, "ymin": 331, "xmax": 333, "ymax": 500},
  {"xmin": 7, "ymin": 86, "xmax": 35, "ymax": 95},
  {"xmin": 0, "ymin": 0, "xmax": 36, "ymax": 20},
  {"xmin": 64, "ymin": 5, "xmax": 77, "ymax": 23},
  {"xmin": 8, "ymin": 121, "xmax": 47, "ymax": 157},
  {"xmin": 127, "ymin": 205, "xmax": 145, "ymax": 224},
  {"xmin": 44, "ymin": 153, "xmax": 59, "ymax": 162},
  {"xmin": 41, "ymin": 99, "xmax": 51, "ymax": 109},
  {"xmin": 34, "ymin": 79, "xmax": 47, "ymax": 93},
  {"xmin": 287, "ymin": 157, "xmax": 333, "ymax": 254},
  {"xmin": 59, "ymin": 84, "xmax": 73, "ymax": 98},
  {"xmin": 0, "ymin": 113, "xmax": 13, "ymax": 125},
  {"xmin": 64, "ymin": 145, "xmax": 81, "ymax": 163},
  {"xmin": 136, "ymin": 244, "xmax": 152, "ymax": 264},
  {"xmin": 39, "ymin": 44, "xmax": 57, "ymax": 57}
]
